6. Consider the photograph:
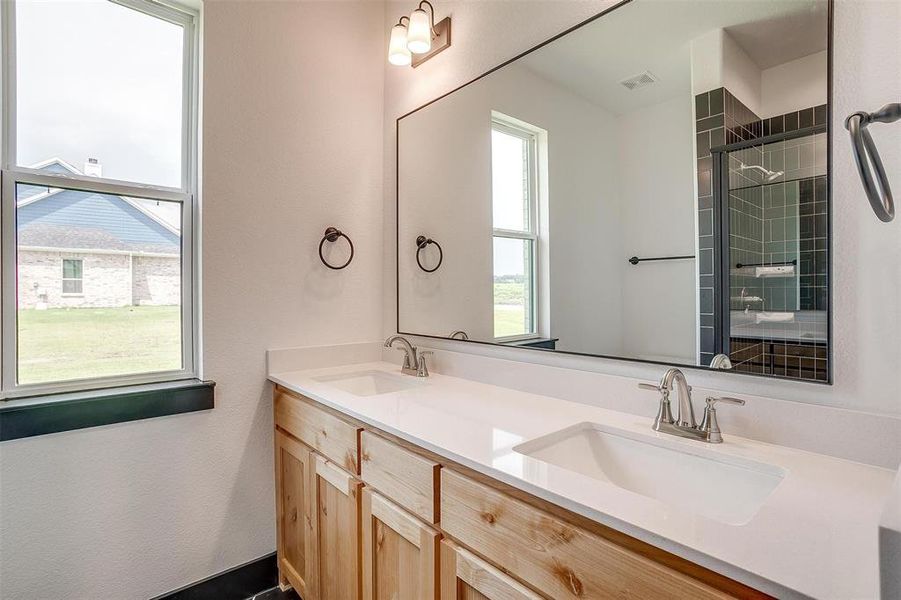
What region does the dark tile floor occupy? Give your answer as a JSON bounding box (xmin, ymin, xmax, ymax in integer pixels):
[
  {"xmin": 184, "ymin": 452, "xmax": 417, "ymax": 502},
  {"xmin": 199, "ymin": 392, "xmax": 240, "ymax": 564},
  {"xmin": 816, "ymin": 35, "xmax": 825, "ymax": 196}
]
[{"xmin": 247, "ymin": 587, "xmax": 300, "ymax": 600}]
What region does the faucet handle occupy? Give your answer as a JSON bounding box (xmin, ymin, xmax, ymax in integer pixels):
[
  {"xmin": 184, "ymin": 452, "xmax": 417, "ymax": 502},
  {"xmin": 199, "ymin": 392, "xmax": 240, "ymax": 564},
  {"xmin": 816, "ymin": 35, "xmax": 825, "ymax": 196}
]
[
  {"xmin": 700, "ymin": 396, "xmax": 746, "ymax": 443},
  {"xmin": 639, "ymin": 382, "xmax": 675, "ymax": 428},
  {"xmin": 416, "ymin": 351, "xmax": 433, "ymax": 377},
  {"xmin": 706, "ymin": 396, "xmax": 746, "ymax": 407}
]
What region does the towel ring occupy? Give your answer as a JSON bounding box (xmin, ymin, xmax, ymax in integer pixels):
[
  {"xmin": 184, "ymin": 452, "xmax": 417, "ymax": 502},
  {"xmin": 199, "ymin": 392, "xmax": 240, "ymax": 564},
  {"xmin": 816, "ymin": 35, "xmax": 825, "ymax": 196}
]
[
  {"xmin": 845, "ymin": 103, "xmax": 900, "ymax": 223},
  {"xmin": 318, "ymin": 227, "xmax": 354, "ymax": 270},
  {"xmin": 416, "ymin": 235, "xmax": 443, "ymax": 273}
]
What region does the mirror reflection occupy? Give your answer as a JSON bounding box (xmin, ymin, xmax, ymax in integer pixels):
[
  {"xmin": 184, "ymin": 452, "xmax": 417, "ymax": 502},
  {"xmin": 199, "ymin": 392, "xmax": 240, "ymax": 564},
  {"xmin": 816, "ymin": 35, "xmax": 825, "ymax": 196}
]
[{"xmin": 397, "ymin": 0, "xmax": 830, "ymax": 382}]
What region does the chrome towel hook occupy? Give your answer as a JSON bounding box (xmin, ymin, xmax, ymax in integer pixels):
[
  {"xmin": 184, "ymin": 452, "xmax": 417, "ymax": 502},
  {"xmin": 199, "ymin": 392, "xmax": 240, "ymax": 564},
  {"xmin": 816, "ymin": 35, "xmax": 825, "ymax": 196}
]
[
  {"xmin": 415, "ymin": 235, "xmax": 443, "ymax": 272},
  {"xmin": 318, "ymin": 227, "xmax": 354, "ymax": 270},
  {"xmin": 845, "ymin": 103, "xmax": 900, "ymax": 223}
]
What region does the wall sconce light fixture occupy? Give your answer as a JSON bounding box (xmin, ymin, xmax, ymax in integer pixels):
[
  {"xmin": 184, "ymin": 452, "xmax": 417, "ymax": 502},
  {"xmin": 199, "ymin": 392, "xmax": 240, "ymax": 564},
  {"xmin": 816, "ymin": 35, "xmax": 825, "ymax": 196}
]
[{"xmin": 387, "ymin": 1, "xmax": 451, "ymax": 68}]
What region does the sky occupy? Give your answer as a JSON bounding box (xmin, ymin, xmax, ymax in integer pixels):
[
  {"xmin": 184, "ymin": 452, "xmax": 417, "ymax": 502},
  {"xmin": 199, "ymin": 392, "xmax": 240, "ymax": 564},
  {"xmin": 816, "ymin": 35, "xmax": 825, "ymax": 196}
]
[{"xmin": 16, "ymin": 0, "xmax": 184, "ymax": 227}]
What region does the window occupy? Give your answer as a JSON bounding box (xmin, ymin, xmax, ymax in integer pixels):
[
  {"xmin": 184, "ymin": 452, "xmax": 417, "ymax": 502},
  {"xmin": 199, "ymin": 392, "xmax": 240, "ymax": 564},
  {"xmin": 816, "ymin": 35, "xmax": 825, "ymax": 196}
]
[
  {"xmin": 2, "ymin": 0, "xmax": 198, "ymax": 396},
  {"xmin": 491, "ymin": 117, "xmax": 539, "ymax": 339},
  {"xmin": 61, "ymin": 259, "xmax": 83, "ymax": 295}
]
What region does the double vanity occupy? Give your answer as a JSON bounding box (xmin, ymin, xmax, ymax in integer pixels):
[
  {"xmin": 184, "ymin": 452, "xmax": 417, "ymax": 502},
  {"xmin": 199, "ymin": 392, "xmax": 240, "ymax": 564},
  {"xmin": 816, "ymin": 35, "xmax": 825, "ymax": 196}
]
[{"xmin": 267, "ymin": 342, "xmax": 895, "ymax": 600}]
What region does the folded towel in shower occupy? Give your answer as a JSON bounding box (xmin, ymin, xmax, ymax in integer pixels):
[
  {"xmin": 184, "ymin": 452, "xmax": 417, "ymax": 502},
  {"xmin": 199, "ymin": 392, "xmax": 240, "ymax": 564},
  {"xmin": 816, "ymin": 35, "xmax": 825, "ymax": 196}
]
[
  {"xmin": 755, "ymin": 265, "xmax": 795, "ymax": 277},
  {"xmin": 756, "ymin": 312, "xmax": 795, "ymax": 324}
]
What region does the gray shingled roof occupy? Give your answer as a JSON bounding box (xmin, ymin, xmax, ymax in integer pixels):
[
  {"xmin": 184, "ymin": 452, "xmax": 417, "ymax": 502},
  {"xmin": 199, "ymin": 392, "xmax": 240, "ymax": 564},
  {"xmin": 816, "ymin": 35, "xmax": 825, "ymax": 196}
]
[{"xmin": 18, "ymin": 222, "xmax": 178, "ymax": 254}]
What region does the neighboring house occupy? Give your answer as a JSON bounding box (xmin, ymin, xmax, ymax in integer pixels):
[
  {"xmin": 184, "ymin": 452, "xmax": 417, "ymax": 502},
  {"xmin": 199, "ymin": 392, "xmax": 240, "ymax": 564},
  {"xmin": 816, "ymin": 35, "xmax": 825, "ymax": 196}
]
[{"xmin": 17, "ymin": 159, "xmax": 181, "ymax": 310}]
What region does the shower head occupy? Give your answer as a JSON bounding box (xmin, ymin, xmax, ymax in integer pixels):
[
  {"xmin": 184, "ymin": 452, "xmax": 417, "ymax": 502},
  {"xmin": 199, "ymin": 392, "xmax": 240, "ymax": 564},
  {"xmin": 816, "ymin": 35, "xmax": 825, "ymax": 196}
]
[{"xmin": 739, "ymin": 162, "xmax": 783, "ymax": 182}]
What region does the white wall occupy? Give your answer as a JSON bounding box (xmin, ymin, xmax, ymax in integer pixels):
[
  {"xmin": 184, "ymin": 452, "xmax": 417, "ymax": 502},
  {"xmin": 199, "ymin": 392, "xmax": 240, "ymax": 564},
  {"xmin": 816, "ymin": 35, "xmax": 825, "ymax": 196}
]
[
  {"xmin": 618, "ymin": 96, "xmax": 698, "ymax": 364},
  {"xmin": 385, "ymin": 0, "xmax": 901, "ymax": 419},
  {"xmin": 0, "ymin": 2, "xmax": 386, "ymax": 598},
  {"xmin": 761, "ymin": 51, "xmax": 828, "ymax": 118},
  {"xmin": 690, "ymin": 27, "xmax": 762, "ymax": 116}
]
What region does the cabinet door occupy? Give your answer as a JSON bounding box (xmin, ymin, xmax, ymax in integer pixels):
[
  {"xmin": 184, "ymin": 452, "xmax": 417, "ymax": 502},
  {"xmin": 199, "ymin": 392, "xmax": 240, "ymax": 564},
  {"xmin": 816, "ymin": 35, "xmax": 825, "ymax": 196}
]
[
  {"xmin": 312, "ymin": 454, "xmax": 363, "ymax": 600},
  {"xmin": 275, "ymin": 430, "xmax": 315, "ymax": 596},
  {"xmin": 361, "ymin": 489, "xmax": 439, "ymax": 600},
  {"xmin": 440, "ymin": 540, "xmax": 544, "ymax": 600}
]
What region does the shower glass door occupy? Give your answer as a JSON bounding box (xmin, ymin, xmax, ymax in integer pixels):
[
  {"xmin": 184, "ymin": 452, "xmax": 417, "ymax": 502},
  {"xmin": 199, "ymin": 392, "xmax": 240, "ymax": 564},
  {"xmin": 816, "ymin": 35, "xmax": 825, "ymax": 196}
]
[{"xmin": 718, "ymin": 129, "xmax": 829, "ymax": 382}]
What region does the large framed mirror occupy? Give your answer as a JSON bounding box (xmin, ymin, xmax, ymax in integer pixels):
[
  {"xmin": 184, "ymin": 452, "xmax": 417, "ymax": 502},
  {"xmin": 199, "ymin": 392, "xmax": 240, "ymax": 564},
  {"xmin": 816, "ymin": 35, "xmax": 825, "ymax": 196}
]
[{"xmin": 397, "ymin": 0, "xmax": 832, "ymax": 383}]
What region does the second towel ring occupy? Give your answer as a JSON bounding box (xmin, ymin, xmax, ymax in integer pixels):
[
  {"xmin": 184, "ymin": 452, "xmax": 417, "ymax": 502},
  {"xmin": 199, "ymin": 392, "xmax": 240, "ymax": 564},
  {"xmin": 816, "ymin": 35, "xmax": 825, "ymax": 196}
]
[
  {"xmin": 319, "ymin": 227, "xmax": 354, "ymax": 270},
  {"xmin": 845, "ymin": 103, "xmax": 900, "ymax": 223},
  {"xmin": 416, "ymin": 235, "xmax": 443, "ymax": 273}
]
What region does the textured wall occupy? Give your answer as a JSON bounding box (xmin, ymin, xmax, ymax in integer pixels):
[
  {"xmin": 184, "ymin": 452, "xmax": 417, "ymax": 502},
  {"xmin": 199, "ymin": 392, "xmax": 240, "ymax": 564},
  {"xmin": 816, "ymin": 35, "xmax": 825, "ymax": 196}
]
[{"xmin": 0, "ymin": 2, "xmax": 385, "ymax": 598}]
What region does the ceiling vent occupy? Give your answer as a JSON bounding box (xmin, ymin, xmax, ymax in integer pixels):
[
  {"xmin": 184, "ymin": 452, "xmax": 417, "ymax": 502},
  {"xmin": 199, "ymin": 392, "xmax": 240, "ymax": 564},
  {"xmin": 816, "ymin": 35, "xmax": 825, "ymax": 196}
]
[{"xmin": 619, "ymin": 71, "xmax": 658, "ymax": 91}]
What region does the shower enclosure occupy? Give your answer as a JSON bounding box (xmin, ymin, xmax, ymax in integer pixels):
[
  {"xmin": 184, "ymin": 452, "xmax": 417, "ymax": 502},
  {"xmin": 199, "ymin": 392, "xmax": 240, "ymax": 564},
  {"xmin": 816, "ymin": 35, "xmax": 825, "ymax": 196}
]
[{"xmin": 712, "ymin": 124, "xmax": 829, "ymax": 382}]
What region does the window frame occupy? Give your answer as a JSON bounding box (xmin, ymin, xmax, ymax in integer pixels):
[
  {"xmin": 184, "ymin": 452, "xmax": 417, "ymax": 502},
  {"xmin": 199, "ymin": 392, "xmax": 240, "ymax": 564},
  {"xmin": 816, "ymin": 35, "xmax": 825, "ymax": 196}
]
[
  {"xmin": 61, "ymin": 258, "xmax": 84, "ymax": 296},
  {"xmin": 0, "ymin": 0, "xmax": 200, "ymax": 399},
  {"xmin": 491, "ymin": 117, "xmax": 540, "ymax": 342}
]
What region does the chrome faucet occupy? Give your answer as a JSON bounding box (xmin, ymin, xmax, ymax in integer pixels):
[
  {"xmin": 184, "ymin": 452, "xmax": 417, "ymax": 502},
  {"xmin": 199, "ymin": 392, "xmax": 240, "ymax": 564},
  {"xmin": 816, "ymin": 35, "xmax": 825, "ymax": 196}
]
[
  {"xmin": 710, "ymin": 353, "xmax": 733, "ymax": 370},
  {"xmin": 639, "ymin": 368, "xmax": 745, "ymax": 443},
  {"xmin": 384, "ymin": 335, "xmax": 432, "ymax": 377}
]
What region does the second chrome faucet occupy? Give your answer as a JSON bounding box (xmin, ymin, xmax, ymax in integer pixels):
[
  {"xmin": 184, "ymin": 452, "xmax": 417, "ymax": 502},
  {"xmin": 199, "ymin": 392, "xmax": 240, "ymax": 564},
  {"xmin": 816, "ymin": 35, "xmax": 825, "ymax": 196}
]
[
  {"xmin": 384, "ymin": 335, "xmax": 432, "ymax": 377},
  {"xmin": 639, "ymin": 367, "xmax": 745, "ymax": 443}
]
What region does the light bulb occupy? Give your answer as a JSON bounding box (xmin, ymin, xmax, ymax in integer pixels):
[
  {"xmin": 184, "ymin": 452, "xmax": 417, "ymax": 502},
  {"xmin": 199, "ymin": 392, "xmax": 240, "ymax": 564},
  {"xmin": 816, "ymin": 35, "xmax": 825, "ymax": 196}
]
[
  {"xmin": 406, "ymin": 8, "xmax": 431, "ymax": 54},
  {"xmin": 388, "ymin": 23, "xmax": 411, "ymax": 66}
]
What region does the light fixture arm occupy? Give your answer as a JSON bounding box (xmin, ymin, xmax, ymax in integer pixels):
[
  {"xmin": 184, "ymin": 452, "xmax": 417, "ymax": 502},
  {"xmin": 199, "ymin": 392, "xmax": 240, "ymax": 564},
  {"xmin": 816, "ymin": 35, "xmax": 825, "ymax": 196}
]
[
  {"xmin": 417, "ymin": 0, "xmax": 438, "ymax": 37},
  {"xmin": 396, "ymin": 15, "xmax": 410, "ymax": 27}
]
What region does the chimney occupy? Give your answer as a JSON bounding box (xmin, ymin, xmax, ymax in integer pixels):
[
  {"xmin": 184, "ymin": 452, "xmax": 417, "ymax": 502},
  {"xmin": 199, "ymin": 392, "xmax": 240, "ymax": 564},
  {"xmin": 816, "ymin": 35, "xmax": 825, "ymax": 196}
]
[{"xmin": 84, "ymin": 158, "xmax": 102, "ymax": 177}]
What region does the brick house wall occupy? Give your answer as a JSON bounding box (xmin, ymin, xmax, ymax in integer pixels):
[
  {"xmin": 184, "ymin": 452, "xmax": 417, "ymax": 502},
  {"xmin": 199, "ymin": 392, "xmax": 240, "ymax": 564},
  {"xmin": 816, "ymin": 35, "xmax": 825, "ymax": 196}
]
[
  {"xmin": 18, "ymin": 250, "xmax": 179, "ymax": 309},
  {"xmin": 132, "ymin": 255, "xmax": 181, "ymax": 305}
]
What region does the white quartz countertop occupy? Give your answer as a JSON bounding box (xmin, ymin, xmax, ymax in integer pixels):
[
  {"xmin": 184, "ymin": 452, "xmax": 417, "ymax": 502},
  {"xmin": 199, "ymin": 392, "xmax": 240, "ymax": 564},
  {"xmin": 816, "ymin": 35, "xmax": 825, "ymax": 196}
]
[{"xmin": 269, "ymin": 361, "xmax": 893, "ymax": 600}]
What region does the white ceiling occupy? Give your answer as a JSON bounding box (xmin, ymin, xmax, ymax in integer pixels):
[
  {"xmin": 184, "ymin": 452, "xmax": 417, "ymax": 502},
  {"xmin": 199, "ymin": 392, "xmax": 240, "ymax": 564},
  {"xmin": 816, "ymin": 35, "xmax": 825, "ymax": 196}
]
[{"xmin": 518, "ymin": 0, "xmax": 828, "ymax": 115}]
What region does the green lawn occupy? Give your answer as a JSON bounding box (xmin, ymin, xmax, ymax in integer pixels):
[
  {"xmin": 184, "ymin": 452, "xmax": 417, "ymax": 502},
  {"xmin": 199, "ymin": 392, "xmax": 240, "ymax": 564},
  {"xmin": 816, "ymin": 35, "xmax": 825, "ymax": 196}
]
[
  {"xmin": 494, "ymin": 304, "xmax": 527, "ymax": 337},
  {"xmin": 494, "ymin": 280, "xmax": 529, "ymax": 337},
  {"xmin": 17, "ymin": 306, "xmax": 181, "ymax": 384}
]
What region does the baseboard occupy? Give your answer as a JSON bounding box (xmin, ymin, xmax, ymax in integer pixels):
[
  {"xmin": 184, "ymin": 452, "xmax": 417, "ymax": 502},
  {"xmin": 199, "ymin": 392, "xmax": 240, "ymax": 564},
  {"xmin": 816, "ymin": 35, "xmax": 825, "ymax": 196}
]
[{"xmin": 151, "ymin": 552, "xmax": 277, "ymax": 600}]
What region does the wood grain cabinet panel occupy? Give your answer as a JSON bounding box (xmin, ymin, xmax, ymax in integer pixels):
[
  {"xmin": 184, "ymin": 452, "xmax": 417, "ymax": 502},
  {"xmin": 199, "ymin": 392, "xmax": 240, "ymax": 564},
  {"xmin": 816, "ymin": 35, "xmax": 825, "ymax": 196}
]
[
  {"xmin": 275, "ymin": 430, "xmax": 315, "ymax": 597},
  {"xmin": 311, "ymin": 455, "xmax": 363, "ymax": 600},
  {"xmin": 441, "ymin": 469, "xmax": 732, "ymax": 600},
  {"xmin": 275, "ymin": 388, "xmax": 362, "ymax": 474},
  {"xmin": 440, "ymin": 540, "xmax": 544, "ymax": 600},
  {"xmin": 360, "ymin": 431, "xmax": 441, "ymax": 523},
  {"xmin": 361, "ymin": 489, "xmax": 440, "ymax": 600}
]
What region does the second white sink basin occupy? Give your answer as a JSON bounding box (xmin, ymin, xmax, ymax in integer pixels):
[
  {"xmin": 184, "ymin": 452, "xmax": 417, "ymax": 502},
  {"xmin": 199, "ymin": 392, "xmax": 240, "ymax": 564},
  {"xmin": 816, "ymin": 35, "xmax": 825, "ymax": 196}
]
[
  {"xmin": 514, "ymin": 422, "xmax": 785, "ymax": 525},
  {"xmin": 313, "ymin": 370, "xmax": 424, "ymax": 397}
]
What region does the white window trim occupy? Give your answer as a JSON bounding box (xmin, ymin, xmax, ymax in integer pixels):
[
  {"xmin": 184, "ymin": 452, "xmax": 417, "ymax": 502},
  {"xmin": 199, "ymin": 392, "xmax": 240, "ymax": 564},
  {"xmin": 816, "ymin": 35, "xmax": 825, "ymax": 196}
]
[
  {"xmin": 491, "ymin": 116, "xmax": 540, "ymax": 342},
  {"xmin": 61, "ymin": 258, "xmax": 84, "ymax": 297},
  {"xmin": 0, "ymin": 0, "xmax": 200, "ymax": 398}
]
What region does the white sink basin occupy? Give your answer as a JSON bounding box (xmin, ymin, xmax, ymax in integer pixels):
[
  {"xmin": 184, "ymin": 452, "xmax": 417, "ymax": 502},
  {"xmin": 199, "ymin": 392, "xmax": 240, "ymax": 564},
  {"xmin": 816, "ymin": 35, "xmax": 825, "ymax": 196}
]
[
  {"xmin": 514, "ymin": 423, "xmax": 785, "ymax": 525},
  {"xmin": 313, "ymin": 370, "xmax": 424, "ymax": 397}
]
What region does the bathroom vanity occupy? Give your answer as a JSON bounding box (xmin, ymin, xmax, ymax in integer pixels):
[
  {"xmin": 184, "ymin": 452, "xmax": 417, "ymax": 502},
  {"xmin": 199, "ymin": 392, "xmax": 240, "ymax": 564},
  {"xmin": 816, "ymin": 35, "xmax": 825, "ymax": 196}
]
[
  {"xmin": 268, "ymin": 0, "xmax": 896, "ymax": 598},
  {"xmin": 268, "ymin": 360, "xmax": 893, "ymax": 600}
]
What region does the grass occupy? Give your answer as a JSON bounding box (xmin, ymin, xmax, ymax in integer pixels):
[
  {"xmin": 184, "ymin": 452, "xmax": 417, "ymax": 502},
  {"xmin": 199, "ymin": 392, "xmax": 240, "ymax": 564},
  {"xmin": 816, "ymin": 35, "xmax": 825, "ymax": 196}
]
[
  {"xmin": 17, "ymin": 306, "xmax": 181, "ymax": 385},
  {"xmin": 493, "ymin": 281, "xmax": 529, "ymax": 337},
  {"xmin": 494, "ymin": 305, "xmax": 527, "ymax": 338}
]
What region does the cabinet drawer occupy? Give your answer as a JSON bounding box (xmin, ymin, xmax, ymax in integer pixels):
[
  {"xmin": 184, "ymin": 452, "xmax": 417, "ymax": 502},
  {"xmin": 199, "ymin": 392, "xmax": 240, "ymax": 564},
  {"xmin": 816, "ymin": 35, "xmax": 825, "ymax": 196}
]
[
  {"xmin": 360, "ymin": 431, "xmax": 440, "ymax": 523},
  {"xmin": 441, "ymin": 470, "xmax": 732, "ymax": 600},
  {"xmin": 275, "ymin": 389, "xmax": 361, "ymax": 474},
  {"xmin": 440, "ymin": 540, "xmax": 543, "ymax": 600}
]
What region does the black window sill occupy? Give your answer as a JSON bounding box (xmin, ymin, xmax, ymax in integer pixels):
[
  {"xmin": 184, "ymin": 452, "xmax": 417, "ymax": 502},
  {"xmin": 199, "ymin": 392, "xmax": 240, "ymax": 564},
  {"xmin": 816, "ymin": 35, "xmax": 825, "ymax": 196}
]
[{"xmin": 0, "ymin": 379, "xmax": 215, "ymax": 442}]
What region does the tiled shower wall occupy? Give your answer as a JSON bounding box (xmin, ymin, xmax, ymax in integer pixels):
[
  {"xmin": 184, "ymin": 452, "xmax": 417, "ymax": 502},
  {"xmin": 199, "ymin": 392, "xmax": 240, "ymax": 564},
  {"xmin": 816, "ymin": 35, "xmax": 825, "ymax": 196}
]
[
  {"xmin": 695, "ymin": 88, "xmax": 762, "ymax": 365},
  {"xmin": 694, "ymin": 88, "xmax": 829, "ymax": 371}
]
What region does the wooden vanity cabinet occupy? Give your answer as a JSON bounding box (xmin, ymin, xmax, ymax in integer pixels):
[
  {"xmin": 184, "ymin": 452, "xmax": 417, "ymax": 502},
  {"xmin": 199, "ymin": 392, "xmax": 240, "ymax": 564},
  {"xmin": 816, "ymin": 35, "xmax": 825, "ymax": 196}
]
[
  {"xmin": 310, "ymin": 454, "xmax": 364, "ymax": 600},
  {"xmin": 441, "ymin": 469, "xmax": 733, "ymax": 600},
  {"xmin": 361, "ymin": 489, "xmax": 440, "ymax": 600},
  {"xmin": 273, "ymin": 386, "xmax": 765, "ymax": 600},
  {"xmin": 274, "ymin": 430, "xmax": 315, "ymax": 597},
  {"xmin": 440, "ymin": 540, "xmax": 544, "ymax": 600}
]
